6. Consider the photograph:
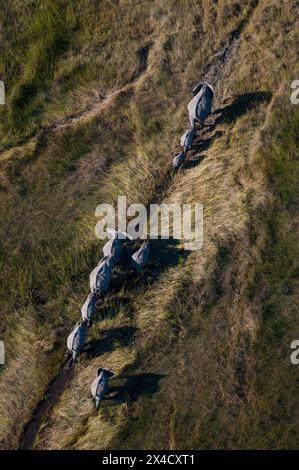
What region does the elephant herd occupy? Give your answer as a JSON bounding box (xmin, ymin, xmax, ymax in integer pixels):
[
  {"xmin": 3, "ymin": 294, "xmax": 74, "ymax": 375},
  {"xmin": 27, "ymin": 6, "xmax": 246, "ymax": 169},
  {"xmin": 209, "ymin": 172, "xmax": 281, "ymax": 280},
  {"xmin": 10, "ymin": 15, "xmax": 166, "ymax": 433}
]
[
  {"xmin": 172, "ymin": 82, "xmax": 214, "ymax": 169},
  {"xmin": 66, "ymin": 81, "xmax": 214, "ymax": 409},
  {"xmin": 66, "ymin": 230, "xmax": 149, "ymax": 408}
]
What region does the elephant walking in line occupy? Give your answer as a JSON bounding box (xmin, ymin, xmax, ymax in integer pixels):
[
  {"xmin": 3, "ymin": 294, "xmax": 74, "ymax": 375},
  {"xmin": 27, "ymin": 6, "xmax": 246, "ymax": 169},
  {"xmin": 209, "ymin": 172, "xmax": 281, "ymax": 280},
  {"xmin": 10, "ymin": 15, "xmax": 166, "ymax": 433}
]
[
  {"xmin": 89, "ymin": 255, "xmax": 114, "ymax": 294},
  {"xmin": 67, "ymin": 319, "xmax": 88, "ymax": 364},
  {"xmin": 81, "ymin": 292, "xmax": 97, "ymax": 326},
  {"xmin": 91, "ymin": 367, "xmax": 115, "ymax": 409}
]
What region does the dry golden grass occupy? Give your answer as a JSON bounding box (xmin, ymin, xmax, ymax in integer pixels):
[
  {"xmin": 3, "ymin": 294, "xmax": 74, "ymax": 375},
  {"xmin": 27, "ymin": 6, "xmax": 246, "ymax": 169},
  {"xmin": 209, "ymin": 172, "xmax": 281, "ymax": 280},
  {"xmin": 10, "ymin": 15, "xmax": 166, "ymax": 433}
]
[{"xmin": 0, "ymin": 0, "xmax": 298, "ymax": 450}]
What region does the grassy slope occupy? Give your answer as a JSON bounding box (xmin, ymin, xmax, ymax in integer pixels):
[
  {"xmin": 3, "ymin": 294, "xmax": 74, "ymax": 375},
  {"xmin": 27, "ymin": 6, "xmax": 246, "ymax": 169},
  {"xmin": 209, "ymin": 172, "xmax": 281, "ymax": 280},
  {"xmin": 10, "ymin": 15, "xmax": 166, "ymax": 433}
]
[{"xmin": 0, "ymin": 0, "xmax": 298, "ymax": 449}]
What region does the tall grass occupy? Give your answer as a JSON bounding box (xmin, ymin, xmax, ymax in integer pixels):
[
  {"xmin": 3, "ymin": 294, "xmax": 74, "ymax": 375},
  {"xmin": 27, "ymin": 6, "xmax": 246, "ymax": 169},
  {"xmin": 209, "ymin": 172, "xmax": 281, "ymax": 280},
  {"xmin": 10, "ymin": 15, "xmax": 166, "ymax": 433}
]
[{"xmin": 0, "ymin": 0, "xmax": 298, "ymax": 450}]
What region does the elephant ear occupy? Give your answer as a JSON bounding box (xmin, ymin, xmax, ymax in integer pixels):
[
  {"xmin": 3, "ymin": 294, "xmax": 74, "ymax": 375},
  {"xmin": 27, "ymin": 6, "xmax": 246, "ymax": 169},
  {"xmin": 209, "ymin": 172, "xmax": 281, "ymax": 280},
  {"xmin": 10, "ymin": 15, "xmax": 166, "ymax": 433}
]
[
  {"xmin": 173, "ymin": 152, "xmax": 185, "ymax": 169},
  {"xmin": 191, "ymin": 82, "xmax": 203, "ymax": 96},
  {"xmin": 206, "ymin": 83, "xmax": 214, "ymax": 96},
  {"xmin": 180, "ymin": 129, "xmax": 191, "ymax": 146},
  {"xmin": 67, "ymin": 329, "xmax": 75, "ymax": 351}
]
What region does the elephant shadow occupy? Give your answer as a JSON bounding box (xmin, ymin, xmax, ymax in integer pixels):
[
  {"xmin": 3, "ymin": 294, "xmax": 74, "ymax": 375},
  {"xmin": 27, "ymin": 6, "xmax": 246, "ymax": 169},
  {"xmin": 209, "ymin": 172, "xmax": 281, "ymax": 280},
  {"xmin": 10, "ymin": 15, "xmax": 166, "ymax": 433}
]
[{"xmin": 107, "ymin": 372, "xmax": 166, "ymax": 405}]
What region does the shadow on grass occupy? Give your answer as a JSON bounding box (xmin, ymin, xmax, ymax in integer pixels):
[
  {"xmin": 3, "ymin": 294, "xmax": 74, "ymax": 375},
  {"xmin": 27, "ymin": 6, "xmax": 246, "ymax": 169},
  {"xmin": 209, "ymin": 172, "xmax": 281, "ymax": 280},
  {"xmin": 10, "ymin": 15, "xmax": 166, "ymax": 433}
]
[
  {"xmin": 79, "ymin": 241, "xmax": 189, "ymax": 350},
  {"xmin": 181, "ymin": 91, "xmax": 272, "ymax": 170},
  {"xmin": 132, "ymin": 42, "xmax": 153, "ymax": 80},
  {"xmin": 94, "ymin": 239, "xmax": 189, "ymax": 322},
  {"xmin": 183, "ymin": 130, "xmax": 225, "ymax": 169},
  {"xmin": 149, "ymin": 238, "xmax": 189, "ymax": 274},
  {"xmin": 213, "ymin": 91, "xmax": 272, "ymax": 125},
  {"xmin": 84, "ymin": 325, "xmax": 137, "ymax": 358},
  {"xmin": 107, "ymin": 372, "xmax": 166, "ymax": 404}
]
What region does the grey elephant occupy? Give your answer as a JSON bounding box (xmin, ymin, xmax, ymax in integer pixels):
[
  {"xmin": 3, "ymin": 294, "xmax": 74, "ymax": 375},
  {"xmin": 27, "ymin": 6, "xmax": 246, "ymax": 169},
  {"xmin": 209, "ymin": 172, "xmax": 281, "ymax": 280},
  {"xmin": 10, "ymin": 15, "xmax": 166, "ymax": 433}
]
[
  {"xmin": 172, "ymin": 151, "xmax": 186, "ymax": 170},
  {"xmin": 67, "ymin": 319, "xmax": 88, "ymax": 364},
  {"xmin": 180, "ymin": 127, "xmax": 197, "ymax": 153},
  {"xmin": 102, "ymin": 228, "xmax": 132, "ymax": 264},
  {"xmin": 103, "ymin": 238, "xmax": 123, "ymax": 261},
  {"xmin": 81, "ymin": 291, "xmax": 97, "ymax": 326},
  {"xmin": 89, "ymin": 255, "xmax": 113, "ymax": 293},
  {"xmin": 91, "ymin": 367, "xmax": 115, "ymax": 409},
  {"xmin": 131, "ymin": 241, "xmax": 150, "ymax": 273},
  {"xmin": 187, "ymin": 82, "xmax": 214, "ymax": 127}
]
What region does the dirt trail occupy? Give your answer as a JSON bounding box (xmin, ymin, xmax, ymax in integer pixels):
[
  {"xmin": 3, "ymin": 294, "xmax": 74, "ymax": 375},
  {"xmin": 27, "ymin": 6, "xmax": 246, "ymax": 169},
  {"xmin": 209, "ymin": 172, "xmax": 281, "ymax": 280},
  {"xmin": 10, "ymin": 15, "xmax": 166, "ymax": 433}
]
[
  {"xmin": 0, "ymin": 41, "xmax": 153, "ymax": 158},
  {"xmin": 19, "ymin": 359, "xmax": 74, "ymax": 450},
  {"xmin": 49, "ymin": 85, "xmax": 131, "ymax": 133},
  {"xmin": 147, "ymin": 2, "xmax": 260, "ymax": 204},
  {"xmin": 18, "ymin": 3, "xmax": 260, "ymax": 450},
  {"xmin": 203, "ymin": 0, "xmax": 259, "ymax": 102},
  {"xmin": 0, "ymin": 84, "xmax": 131, "ymax": 161}
]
